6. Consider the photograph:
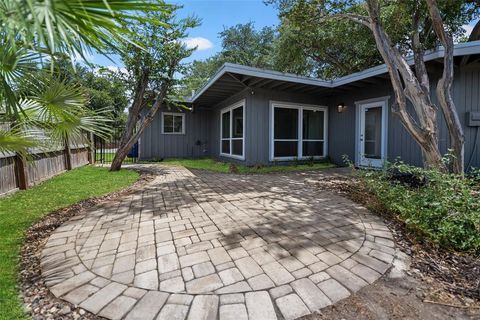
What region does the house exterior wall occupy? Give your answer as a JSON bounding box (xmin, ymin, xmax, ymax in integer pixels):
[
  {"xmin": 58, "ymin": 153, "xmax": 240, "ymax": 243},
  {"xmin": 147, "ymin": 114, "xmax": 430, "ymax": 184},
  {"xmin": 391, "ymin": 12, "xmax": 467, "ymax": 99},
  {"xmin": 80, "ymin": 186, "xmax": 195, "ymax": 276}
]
[
  {"xmin": 206, "ymin": 88, "xmax": 329, "ymax": 166},
  {"xmin": 139, "ymin": 108, "xmax": 211, "ymax": 160},
  {"xmin": 454, "ymin": 63, "xmax": 480, "ymax": 169},
  {"xmin": 139, "ymin": 62, "xmax": 480, "ymax": 169},
  {"xmin": 327, "ymin": 62, "xmax": 480, "ymax": 169}
]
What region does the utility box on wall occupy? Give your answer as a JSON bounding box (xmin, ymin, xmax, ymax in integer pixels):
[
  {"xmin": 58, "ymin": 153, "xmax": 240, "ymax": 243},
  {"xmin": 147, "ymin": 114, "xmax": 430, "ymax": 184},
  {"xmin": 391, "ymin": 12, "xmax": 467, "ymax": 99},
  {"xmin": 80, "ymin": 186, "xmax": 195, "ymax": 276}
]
[{"xmin": 467, "ymin": 112, "xmax": 480, "ymax": 127}]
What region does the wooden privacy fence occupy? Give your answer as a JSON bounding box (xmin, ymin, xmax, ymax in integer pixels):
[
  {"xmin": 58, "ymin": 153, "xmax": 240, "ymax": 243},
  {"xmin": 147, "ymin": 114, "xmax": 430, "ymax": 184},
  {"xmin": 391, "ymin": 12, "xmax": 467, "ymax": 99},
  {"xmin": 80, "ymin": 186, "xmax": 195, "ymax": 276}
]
[{"xmin": 0, "ymin": 143, "xmax": 94, "ymax": 196}]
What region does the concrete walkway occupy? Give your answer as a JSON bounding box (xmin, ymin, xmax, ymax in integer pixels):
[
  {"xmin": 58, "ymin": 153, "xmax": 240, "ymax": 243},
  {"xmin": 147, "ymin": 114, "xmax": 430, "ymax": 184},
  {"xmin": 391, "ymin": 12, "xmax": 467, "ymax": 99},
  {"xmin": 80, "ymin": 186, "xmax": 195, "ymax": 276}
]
[{"xmin": 41, "ymin": 165, "xmax": 398, "ymax": 320}]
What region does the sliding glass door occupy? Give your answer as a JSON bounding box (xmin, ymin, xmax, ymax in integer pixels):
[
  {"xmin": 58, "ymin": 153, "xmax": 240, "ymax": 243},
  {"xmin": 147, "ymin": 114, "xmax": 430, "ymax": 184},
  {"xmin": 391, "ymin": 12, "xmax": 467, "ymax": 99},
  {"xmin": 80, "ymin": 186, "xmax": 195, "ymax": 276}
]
[
  {"xmin": 271, "ymin": 103, "xmax": 327, "ymax": 161},
  {"xmin": 220, "ymin": 100, "xmax": 245, "ymax": 160}
]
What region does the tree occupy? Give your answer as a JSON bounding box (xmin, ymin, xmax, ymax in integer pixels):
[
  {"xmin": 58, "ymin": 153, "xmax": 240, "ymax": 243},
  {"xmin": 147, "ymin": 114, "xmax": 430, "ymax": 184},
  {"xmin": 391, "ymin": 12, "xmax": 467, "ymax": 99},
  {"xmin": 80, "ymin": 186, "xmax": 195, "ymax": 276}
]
[
  {"xmin": 271, "ymin": 0, "xmax": 479, "ymax": 173},
  {"xmin": 180, "ymin": 56, "xmax": 225, "ymax": 97},
  {"xmin": 180, "ymin": 22, "xmax": 277, "ymax": 96},
  {"xmin": 109, "ymin": 8, "xmax": 199, "ymax": 171},
  {"xmin": 53, "ymin": 58, "xmax": 129, "ymax": 126},
  {"xmin": 0, "ymin": 0, "xmax": 168, "ymax": 155},
  {"xmin": 269, "ymin": 1, "xmax": 474, "ymax": 79},
  {"xmin": 220, "ymin": 22, "xmax": 276, "ymax": 68}
]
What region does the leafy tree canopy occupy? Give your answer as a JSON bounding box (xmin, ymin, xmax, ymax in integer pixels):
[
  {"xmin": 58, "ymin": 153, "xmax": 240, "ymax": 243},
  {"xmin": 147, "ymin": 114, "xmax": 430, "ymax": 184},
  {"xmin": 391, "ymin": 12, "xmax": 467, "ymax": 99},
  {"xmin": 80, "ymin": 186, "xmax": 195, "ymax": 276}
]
[
  {"xmin": 52, "ymin": 58, "xmax": 129, "ymax": 126},
  {"xmin": 182, "ymin": 0, "xmax": 479, "ymax": 95},
  {"xmin": 268, "ymin": 0, "xmax": 479, "ymax": 78},
  {"xmin": 180, "ymin": 22, "xmax": 276, "ymax": 96}
]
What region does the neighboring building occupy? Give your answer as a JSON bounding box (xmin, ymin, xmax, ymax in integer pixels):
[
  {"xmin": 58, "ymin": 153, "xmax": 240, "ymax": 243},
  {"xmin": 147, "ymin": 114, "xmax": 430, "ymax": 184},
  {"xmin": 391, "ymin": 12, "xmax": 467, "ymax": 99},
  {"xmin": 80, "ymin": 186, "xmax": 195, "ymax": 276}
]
[{"xmin": 139, "ymin": 41, "xmax": 480, "ymax": 170}]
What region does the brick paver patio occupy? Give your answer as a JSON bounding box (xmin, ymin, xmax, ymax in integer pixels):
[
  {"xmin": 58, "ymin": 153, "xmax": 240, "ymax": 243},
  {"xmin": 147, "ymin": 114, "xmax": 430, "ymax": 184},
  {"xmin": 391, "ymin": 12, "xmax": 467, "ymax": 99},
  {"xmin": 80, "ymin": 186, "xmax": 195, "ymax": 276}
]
[{"xmin": 41, "ymin": 165, "xmax": 398, "ymax": 320}]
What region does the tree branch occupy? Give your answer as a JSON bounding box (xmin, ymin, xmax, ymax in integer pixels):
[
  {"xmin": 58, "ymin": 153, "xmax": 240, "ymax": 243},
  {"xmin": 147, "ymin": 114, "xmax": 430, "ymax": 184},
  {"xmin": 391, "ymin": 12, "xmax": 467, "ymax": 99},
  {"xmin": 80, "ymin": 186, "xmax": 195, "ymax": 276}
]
[{"xmin": 425, "ymin": 0, "xmax": 465, "ymax": 173}]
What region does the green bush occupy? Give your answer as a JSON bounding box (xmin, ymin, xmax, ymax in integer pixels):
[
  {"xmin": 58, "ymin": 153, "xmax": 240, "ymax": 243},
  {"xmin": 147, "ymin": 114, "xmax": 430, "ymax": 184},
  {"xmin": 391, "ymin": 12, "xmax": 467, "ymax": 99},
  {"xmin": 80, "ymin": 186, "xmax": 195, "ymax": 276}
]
[{"xmin": 357, "ymin": 162, "xmax": 480, "ymax": 253}]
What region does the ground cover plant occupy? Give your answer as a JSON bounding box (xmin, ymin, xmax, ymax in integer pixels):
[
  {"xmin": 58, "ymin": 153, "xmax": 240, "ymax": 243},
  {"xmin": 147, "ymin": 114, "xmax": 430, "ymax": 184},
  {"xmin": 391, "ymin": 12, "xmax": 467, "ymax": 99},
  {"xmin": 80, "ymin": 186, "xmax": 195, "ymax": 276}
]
[{"xmin": 357, "ymin": 162, "xmax": 480, "ymax": 253}]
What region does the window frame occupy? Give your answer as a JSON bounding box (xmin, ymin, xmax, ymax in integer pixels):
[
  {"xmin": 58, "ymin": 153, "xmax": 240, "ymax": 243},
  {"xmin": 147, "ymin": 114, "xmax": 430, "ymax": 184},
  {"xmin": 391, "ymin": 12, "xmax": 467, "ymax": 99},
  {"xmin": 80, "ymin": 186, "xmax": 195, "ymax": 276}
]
[
  {"xmin": 161, "ymin": 112, "xmax": 185, "ymax": 135},
  {"xmin": 269, "ymin": 102, "xmax": 328, "ymax": 161},
  {"xmin": 220, "ymin": 100, "xmax": 246, "ymax": 160}
]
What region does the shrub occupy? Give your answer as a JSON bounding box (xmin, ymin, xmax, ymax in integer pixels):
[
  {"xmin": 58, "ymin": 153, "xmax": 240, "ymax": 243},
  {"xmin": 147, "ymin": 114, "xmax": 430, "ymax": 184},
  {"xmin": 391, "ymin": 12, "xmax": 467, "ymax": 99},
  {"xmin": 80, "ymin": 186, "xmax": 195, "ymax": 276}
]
[{"xmin": 356, "ymin": 162, "xmax": 480, "ymax": 253}]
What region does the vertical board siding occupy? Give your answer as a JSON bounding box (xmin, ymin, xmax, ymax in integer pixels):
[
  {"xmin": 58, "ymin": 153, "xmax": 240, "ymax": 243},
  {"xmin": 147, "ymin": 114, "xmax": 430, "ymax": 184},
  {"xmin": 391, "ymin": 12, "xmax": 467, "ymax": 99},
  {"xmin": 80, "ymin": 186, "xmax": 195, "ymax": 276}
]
[
  {"xmin": 139, "ymin": 109, "xmax": 211, "ymax": 160},
  {"xmin": 327, "ymin": 63, "xmax": 480, "ymax": 169},
  {"xmin": 139, "ymin": 62, "xmax": 480, "ymax": 169},
  {"xmin": 209, "ymin": 89, "xmax": 251, "ymax": 164},
  {"xmin": 249, "ymin": 88, "xmax": 329, "ymax": 165},
  {"xmin": 0, "ymin": 157, "xmax": 17, "ymax": 194},
  {"xmin": 459, "ymin": 63, "xmax": 480, "ymax": 169}
]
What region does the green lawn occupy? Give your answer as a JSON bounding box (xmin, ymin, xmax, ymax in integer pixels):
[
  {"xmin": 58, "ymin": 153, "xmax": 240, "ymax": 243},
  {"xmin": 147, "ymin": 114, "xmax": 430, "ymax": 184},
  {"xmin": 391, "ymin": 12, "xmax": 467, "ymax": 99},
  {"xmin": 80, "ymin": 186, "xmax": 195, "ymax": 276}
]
[
  {"xmin": 158, "ymin": 158, "xmax": 336, "ymax": 173},
  {"xmin": 0, "ymin": 166, "xmax": 139, "ymax": 320}
]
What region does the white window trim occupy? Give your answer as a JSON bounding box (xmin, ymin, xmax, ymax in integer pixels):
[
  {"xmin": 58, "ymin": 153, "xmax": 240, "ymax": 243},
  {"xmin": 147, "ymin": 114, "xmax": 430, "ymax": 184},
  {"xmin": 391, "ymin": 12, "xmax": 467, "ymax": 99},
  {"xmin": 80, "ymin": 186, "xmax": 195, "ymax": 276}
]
[
  {"xmin": 269, "ymin": 101, "xmax": 328, "ymax": 161},
  {"xmin": 220, "ymin": 99, "xmax": 246, "ymax": 160},
  {"xmin": 161, "ymin": 112, "xmax": 185, "ymax": 135}
]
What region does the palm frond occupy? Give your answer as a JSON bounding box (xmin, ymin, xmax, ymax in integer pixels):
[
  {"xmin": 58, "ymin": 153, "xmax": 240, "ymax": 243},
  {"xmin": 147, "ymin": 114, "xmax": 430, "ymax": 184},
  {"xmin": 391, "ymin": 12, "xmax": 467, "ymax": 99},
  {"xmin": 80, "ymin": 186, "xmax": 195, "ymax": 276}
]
[
  {"xmin": 2, "ymin": 0, "xmax": 171, "ymax": 59},
  {"xmin": 0, "ymin": 41, "xmax": 40, "ymax": 115},
  {"xmin": 20, "ymin": 77, "xmax": 113, "ymax": 144},
  {"xmin": 0, "ymin": 127, "xmax": 37, "ymax": 157}
]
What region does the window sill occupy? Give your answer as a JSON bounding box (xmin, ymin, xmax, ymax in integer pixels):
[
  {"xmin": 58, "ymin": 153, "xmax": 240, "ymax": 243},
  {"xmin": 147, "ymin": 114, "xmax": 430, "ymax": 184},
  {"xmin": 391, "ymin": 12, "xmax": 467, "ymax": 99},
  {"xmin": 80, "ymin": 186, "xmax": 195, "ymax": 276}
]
[
  {"xmin": 270, "ymin": 155, "xmax": 327, "ymax": 161},
  {"xmin": 220, "ymin": 153, "xmax": 245, "ymax": 161}
]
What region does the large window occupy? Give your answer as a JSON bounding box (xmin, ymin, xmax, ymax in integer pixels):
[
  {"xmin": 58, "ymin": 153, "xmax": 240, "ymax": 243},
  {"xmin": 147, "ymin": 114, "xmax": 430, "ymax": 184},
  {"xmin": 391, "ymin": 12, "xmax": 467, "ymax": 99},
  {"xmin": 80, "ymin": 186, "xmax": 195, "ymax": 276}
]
[
  {"xmin": 271, "ymin": 103, "xmax": 327, "ymax": 160},
  {"xmin": 220, "ymin": 100, "xmax": 245, "ymax": 159},
  {"xmin": 162, "ymin": 112, "xmax": 185, "ymax": 134}
]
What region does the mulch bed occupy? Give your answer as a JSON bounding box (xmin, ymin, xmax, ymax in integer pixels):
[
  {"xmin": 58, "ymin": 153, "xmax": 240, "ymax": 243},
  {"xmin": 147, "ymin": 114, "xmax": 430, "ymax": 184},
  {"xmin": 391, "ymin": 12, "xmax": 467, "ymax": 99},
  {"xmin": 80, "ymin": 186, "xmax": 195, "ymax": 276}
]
[
  {"xmin": 20, "ymin": 167, "xmax": 155, "ymax": 320},
  {"xmin": 312, "ymin": 174, "xmax": 480, "ymax": 306}
]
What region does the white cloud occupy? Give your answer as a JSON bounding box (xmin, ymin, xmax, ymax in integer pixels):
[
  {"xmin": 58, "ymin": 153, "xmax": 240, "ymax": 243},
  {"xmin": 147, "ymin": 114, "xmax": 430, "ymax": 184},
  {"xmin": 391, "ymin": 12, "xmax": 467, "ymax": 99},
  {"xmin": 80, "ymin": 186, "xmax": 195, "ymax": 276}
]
[{"xmin": 181, "ymin": 37, "xmax": 214, "ymax": 51}]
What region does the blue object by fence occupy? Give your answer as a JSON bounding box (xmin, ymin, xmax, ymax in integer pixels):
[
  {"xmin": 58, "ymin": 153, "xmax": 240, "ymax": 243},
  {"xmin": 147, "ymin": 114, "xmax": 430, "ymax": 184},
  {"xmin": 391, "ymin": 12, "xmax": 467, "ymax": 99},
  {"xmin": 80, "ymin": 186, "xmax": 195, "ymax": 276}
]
[{"xmin": 128, "ymin": 142, "xmax": 139, "ymax": 158}]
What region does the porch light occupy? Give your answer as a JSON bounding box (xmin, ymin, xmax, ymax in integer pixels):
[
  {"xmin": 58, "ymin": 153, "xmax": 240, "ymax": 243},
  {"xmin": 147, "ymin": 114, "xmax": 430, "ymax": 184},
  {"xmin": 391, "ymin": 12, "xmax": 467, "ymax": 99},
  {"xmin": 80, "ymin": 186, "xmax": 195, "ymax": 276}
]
[{"xmin": 337, "ymin": 103, "xmax": 347, "ymax": 113}]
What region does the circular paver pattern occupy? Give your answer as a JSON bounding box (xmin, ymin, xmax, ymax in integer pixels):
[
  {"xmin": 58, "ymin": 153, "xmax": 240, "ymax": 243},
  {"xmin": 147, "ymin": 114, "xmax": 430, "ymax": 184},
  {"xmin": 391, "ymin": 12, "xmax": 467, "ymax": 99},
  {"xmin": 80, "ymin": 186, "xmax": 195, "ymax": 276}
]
[{"xmin": 41, "ymin": 165, "xmax": 397, "ymax": 320}]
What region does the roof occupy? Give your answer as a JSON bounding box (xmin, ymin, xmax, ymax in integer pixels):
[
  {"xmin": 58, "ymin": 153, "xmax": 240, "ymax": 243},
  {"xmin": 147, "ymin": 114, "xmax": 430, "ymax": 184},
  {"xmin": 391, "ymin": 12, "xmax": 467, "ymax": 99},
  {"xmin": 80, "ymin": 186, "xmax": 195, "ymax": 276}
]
[{"xmin": 188, "ymin": 40, "xmax": 480, "ymax": 106}]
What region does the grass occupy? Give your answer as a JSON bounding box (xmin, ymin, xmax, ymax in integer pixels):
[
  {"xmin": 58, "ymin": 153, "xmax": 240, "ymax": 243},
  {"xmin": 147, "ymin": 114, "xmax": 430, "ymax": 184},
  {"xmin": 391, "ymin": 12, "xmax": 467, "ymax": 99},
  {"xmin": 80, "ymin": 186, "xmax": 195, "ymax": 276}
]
[
  {"xmin": 155, "ymin": 158, "xmax": 336, "ymax": 174},
  {"xmin": 0, "ymin": 166, "xmax": 139, "ymax": 320}
]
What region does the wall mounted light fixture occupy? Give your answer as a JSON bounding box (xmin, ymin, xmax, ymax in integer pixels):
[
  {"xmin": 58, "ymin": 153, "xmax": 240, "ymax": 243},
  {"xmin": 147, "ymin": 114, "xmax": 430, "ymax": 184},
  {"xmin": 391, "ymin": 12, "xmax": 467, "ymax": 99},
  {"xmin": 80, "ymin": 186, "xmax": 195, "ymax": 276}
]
[{"xmin": 337, "ymin": 103, "xmax": 347, "ymax": 113}]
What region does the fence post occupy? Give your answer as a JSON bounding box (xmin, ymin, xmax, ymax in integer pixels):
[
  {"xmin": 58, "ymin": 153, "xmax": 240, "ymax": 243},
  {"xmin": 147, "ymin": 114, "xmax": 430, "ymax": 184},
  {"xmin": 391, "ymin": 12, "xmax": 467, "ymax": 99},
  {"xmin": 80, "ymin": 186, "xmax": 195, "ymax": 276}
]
[
  {"xmin": 88, "ymin": 132, "xmax": 95, "ymax": 164},
  {"xmin": 14, "ymin": 155, "xmax": 28, "ymax": 190},
  {"xmin": 64, "ymin": 139, "xmax": 72, "ymax": 170}
]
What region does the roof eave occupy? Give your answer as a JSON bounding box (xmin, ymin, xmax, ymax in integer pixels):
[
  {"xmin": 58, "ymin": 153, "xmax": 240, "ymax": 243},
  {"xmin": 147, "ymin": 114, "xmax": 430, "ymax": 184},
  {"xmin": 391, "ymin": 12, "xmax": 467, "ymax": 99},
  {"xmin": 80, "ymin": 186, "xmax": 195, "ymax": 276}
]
[{"xmin": 189, "ymin": 40, "xmax": 480, "ymax": 102}]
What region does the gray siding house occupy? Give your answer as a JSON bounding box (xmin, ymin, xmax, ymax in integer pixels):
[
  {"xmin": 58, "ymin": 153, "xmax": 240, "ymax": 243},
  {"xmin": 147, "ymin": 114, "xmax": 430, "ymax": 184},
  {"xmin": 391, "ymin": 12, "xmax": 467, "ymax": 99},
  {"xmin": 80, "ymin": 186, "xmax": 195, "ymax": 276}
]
[{"xmin": 139, "ymin": 41, "xmax": 480, "ymax": 170}]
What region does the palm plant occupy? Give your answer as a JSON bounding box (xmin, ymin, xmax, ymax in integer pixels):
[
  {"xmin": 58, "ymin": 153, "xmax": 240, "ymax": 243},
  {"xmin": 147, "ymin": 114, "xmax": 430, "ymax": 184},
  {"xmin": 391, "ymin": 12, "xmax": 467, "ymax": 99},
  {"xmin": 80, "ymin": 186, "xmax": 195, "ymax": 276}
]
[{"xmin": 0, "ymin": 0, "xmax": 169, "ymax": 155}]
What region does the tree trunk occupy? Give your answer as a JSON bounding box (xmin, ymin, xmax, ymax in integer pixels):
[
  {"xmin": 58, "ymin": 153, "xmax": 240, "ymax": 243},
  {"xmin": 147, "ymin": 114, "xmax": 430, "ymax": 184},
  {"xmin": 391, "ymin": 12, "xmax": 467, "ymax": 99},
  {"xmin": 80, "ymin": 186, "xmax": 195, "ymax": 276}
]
[
  {"xmin": 364, "ymin": 0, "xmax": 446, "ymax": 171},
  {"xmin": 110, "ymin": 65, "xmax": 175, "ymax": 171},
  {"xmin": 110, "ymin": 97, "xmax": 166, "ymax": 171},
  {"xmin": 426, "ymin": 0, "xmax": 465, "ymax": 173}
]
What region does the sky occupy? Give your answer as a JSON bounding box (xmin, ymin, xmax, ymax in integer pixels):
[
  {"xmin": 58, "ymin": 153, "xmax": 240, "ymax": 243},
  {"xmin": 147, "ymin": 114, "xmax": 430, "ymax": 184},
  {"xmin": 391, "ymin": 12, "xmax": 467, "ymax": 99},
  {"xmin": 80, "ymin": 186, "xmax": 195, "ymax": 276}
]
[
  {"xmin": 91, "ymin": 1, "xmax": 478, "ymax": 70},
  {"xmin": 92, "ymin": 0, "xmax": 279, "ymax": 68}
]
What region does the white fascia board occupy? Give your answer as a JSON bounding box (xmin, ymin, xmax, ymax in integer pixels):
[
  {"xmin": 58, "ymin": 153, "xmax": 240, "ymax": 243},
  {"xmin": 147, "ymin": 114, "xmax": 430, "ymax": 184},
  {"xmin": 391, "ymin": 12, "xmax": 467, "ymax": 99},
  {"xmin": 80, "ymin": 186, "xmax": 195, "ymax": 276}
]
[
  {"xmin": 331, "ymin": 40, "xmax": 480, "ymax": 87},
  {"xmin": 189, "ymin": 63, "xmax": 333, "ymax": 103}
]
